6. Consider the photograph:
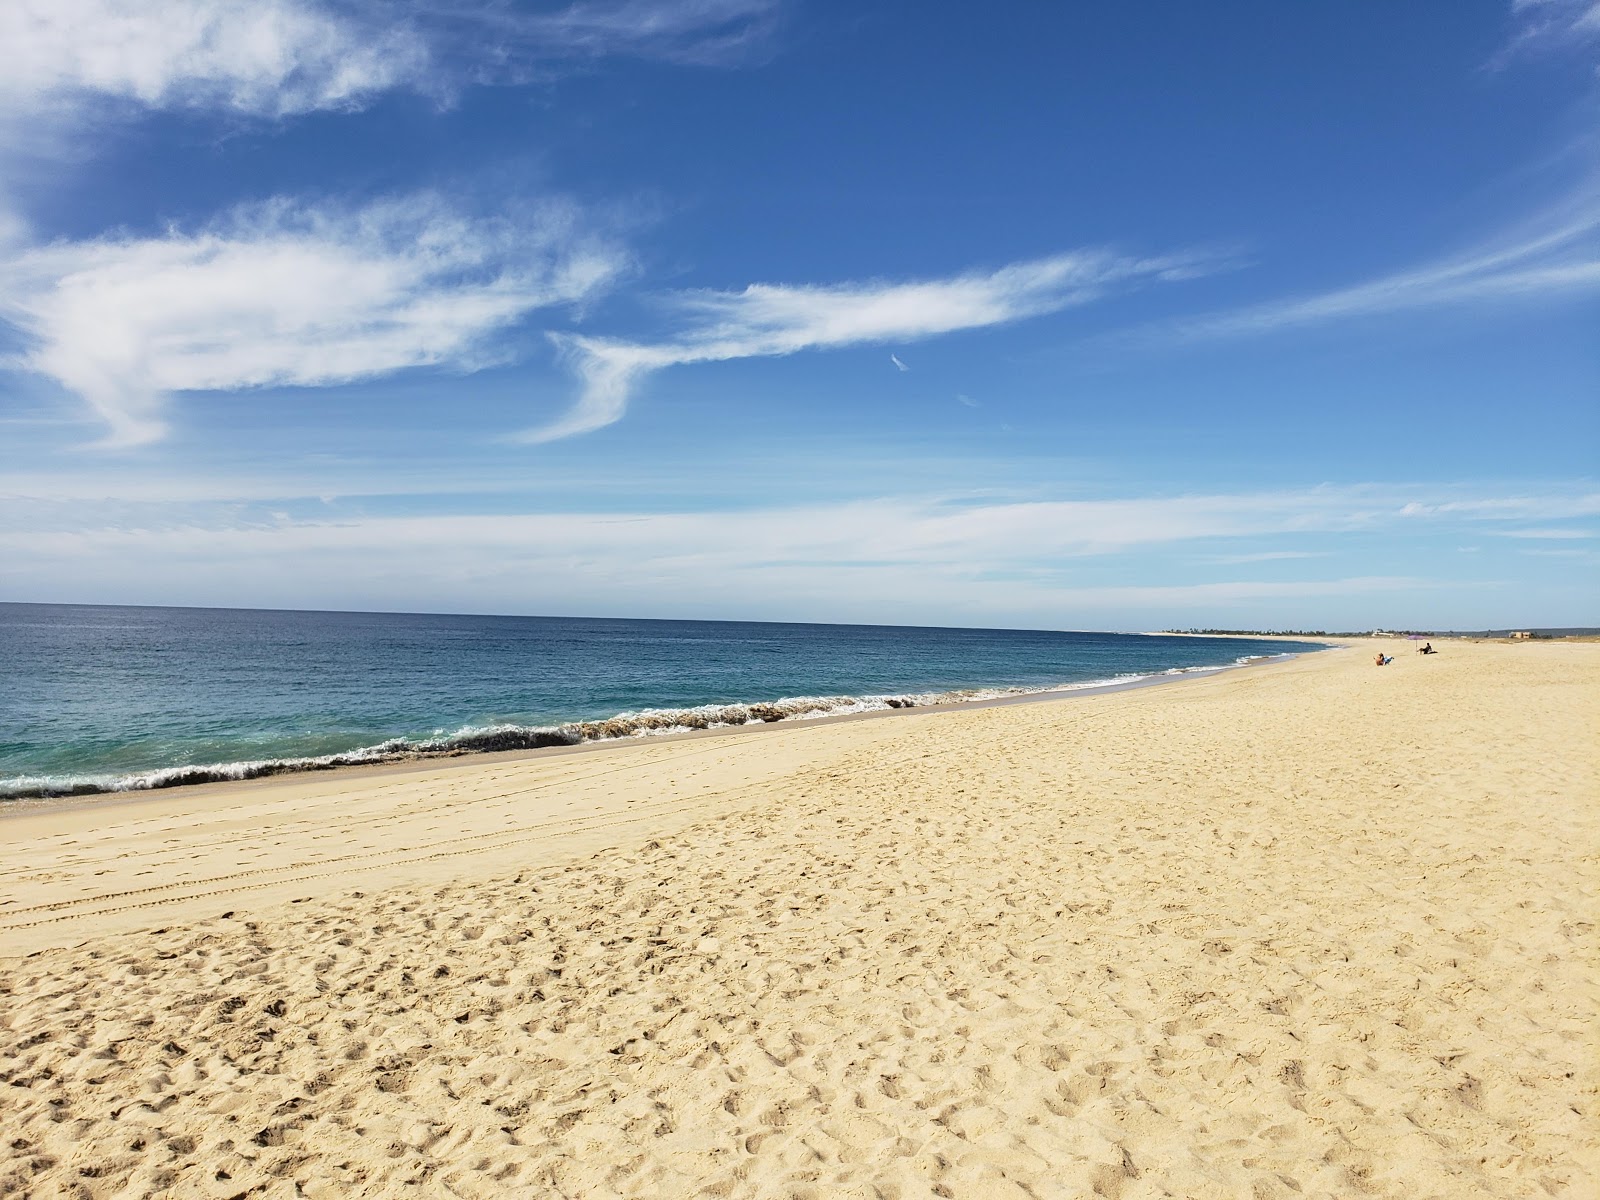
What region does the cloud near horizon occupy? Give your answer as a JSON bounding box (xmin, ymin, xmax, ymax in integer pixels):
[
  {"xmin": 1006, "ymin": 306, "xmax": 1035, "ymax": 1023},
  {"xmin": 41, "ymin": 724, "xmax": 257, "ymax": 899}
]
[
  {"xmin": 0, "ymin": 194, "xmax": 625, "ymax": 446},
  {"xmin": 519, "ymin": 249, "xmax": 1216, "ymax": 442},
  {"xmin": 7, "ymin": 478, "xmax": 1595, "ymax": 556},
  {"xmin": 4, "ymin": 474, "xmax": 1592, "ymax": 626},
  {"xmin": 7, "ymin": 479, "xmax": 1594, "ymax": 624}
]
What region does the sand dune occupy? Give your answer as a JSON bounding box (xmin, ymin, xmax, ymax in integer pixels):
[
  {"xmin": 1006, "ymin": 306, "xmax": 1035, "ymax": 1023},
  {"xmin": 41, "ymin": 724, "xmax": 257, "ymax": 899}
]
[{"xmin": 2, "ymin": 640, "xmax": 1596, "ymax": 1198}]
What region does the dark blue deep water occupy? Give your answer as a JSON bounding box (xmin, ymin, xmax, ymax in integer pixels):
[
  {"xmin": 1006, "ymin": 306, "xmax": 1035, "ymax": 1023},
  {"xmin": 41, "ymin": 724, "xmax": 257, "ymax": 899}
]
[{"xmin": 0, "ymin": 604, "xmax": 1325, "ymax": 799}]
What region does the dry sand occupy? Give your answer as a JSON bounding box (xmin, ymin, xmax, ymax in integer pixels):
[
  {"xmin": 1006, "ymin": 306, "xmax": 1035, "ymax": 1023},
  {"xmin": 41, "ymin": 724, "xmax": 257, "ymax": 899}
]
[{"xmin": 1, "ymin": 639, "xmax": 1595, "ymax": 1198}]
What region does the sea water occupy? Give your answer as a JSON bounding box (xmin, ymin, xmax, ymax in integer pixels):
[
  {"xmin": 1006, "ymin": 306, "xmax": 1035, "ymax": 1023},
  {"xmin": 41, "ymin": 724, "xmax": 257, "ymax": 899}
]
[{"xmin": 0, "ymin": 603, "xmax": 1325, "ymax": 799}]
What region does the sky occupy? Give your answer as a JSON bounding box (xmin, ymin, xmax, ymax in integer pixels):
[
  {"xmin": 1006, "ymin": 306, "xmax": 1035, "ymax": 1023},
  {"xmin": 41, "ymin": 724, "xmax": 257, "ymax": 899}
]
[{"xmin": 0, "ymin": 0, "xmax": 1596, "ymax": 631}]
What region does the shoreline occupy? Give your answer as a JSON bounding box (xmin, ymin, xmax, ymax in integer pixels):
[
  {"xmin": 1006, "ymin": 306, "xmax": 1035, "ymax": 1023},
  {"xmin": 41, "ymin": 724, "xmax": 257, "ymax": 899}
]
[
  {"xmin": 0, "ymin": 645, "xmax": 1348, "ymax": 953},
  {"xmin": 1, "ymin": 637, "xmax": 1594, "ymax": 1196},
  {"xmin": 1, "ymin": 641, "xmax": 1337, "ymax": 814}
]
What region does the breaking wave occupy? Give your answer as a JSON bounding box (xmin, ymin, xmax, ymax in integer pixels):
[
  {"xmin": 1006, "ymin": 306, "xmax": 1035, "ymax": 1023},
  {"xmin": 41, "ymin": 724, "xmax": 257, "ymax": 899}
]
[{"xmin": 0, "ymin": 654, "xmax": 1292, "ymax": 802}]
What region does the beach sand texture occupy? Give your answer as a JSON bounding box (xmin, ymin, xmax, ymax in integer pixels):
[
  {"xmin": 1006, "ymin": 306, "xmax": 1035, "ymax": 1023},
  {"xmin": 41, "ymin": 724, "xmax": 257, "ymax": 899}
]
[{"xmin": 1, "ymin": 640, "xmax": 1595, "ymax": 1198}]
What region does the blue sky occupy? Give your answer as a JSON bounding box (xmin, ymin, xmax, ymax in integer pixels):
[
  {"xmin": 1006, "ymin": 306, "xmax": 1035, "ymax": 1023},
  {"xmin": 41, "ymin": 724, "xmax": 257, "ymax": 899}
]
[{"xmin": 0, "ymin": 0, "xmax": 1596, "ymax": 630}]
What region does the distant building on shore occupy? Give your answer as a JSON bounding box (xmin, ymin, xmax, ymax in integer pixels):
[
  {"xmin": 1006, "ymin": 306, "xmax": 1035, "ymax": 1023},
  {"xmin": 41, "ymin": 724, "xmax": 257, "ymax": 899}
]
[{"xmin": 1511, "ymin": 630, "xmax": 1533, "ymax": 640}]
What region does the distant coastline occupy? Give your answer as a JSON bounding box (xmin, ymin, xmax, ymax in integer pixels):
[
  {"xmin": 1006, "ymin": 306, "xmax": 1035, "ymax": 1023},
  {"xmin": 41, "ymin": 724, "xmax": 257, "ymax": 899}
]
[{"xmin": 1158, "ymin": 626, "xmax": 1600, "ymax": 639}]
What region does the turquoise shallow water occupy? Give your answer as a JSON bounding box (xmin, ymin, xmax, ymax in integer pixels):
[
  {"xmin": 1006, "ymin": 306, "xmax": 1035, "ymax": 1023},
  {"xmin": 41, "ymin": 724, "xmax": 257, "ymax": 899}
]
[{"xmin": 0, "ymin": 603, "xmax": 1325, "ymax": 799}]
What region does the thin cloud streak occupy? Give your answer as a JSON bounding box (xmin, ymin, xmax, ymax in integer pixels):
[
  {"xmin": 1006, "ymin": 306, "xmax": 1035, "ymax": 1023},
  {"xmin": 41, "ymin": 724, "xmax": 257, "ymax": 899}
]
[
  {"xmin": 1165, "ymin": 176, "xmax": 1600, "ymax": 341},
  {"xmin": 435, "ymin": 0, "xmax": 783, "ymax": 72},
  {"xmin": 0, "ymin": 508, "xmax": 1465, "ymax": 628},
  {"xmin": 0, "ymin": 193, "xmax": 626, "ymax": 446},
  {"xmin": 1520, "ymin": 546, "xmax": 1599, "ymax": 558},
  {"xmin": 1490, "ymin": 526, "xmax": 1595, "ymax": 538},
  {"xmin": 1498, "ymin": 0, "xmax": 1600, "ymax": 66},
  {"xmin": 520, "ymin": 249, "xmax": 1217, "ymax": 442},
  {"xmin": 0, "ymin": 0, "xmax": 783, "ymax": 123},
  {"xmin": 5, "ymin": 477, "xmax": 1594, "ymax": 532},
  {"xmin": 0, "ymin": 508, "xmax": 1425, "ymax": 591},
  {"xmin": 5, "ymin": 480, "xmax": 1586, "ymax": 623},
  {"xmin": 5, "ymin": 481, "xmax": 1595, "ymax": 553},
  {"xmin": 1201, "ymin": 550, "xmax": 1332, "ymax": 565}
]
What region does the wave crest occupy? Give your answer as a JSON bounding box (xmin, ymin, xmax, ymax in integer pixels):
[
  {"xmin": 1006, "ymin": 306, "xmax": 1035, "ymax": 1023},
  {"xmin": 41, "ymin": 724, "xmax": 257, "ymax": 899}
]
[{"xmin": 0, "ymin": 656, "xmax": 1293, "ymax": 802}]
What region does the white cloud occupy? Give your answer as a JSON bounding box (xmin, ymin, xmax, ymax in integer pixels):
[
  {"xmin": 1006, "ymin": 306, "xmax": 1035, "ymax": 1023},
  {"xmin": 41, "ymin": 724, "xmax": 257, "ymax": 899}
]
[
  {"xmin": 1520, "ymin": 546, "xmax": 1599, "ymax": 558},
  {"xmin": 1169, "ymin": 177, "xmax": 1600, "ymax": 340},
  {"xmin": 1399, "ymin": 494, "xmax": 1600, "ymax": 519},
  {"xmin": 0, "ymin": 2, "xmax": 783, "ymax": 445},
  {"xmin": 0, "ymin": 0, "xmax": 779, "ymax": 256},
  {"xmin": 0, "ymin": 0, "xmax": 427, "ymax": 120},
  {"xmin": 5, "ymin": 479, "xmax": 1592, "ymax": 624},
  {"xmin": 1201, "ymin": 550, "xmax": 1332, "ymax": 565},
  {"xmin": 0, "ymin": 0, "xmax": 783, "ymax": 124},
  {"xmin": 890, "ymin": 353, "xmax": 909, "ymax": 371},
  {"xmin": 1491, "ymin": 526, "xmax": 1596, "ymax": 538},
  {"xmin": 1500, "ymin": 0, "xmax": 1600, "ymax": 66},
  {"xmin": 520, "ymin": 248, "xmax": 1215, "ymax": 442},
  {"xmin": 452, "ymin": 0, "xmax": 783, "ymax": 71},
  {"xmin": 0, "ymin": 194, "xmax": 626, "ymax": 446},
  {"xmin": 7, "ymin": 476, "xmax": 1594, "ymax": 535},
  {"xmin": 0, "ymin": 503, "xmax": 1426, "ymax": 621}
]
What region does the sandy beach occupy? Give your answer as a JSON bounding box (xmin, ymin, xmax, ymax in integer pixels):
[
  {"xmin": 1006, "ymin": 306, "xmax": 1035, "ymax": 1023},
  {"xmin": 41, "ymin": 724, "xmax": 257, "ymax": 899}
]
[{"xmin": 2, "ymin": 639, "xmax": 1595, "ymax": 1198}]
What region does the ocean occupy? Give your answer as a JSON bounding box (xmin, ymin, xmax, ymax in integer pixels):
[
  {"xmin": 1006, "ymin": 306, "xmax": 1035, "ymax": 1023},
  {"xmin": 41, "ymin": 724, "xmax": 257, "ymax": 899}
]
[{"xmin": 0, "ymin": 603, "xmax": 1326, "ymax": 800}]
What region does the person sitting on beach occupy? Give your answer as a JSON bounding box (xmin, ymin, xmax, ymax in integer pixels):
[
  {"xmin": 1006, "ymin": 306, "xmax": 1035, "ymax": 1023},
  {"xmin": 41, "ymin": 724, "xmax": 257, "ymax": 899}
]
[
  {"xmin": 1419, "ymin": 642, "xmax": 1435, "ymax": 655},
  {"xmin": 1375, "ymin": 652, "xmax": 1386, "ymax": 666}
]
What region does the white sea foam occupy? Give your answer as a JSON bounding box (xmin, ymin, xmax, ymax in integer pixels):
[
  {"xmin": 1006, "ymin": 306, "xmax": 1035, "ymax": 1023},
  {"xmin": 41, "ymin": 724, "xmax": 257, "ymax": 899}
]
[{"xmin": 0, "ymin": 652, "xmax": 1302, "ymax": 801}]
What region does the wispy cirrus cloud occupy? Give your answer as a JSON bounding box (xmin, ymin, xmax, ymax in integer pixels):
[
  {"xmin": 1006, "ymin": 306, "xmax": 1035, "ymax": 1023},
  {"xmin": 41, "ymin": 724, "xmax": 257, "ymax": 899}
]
[
  {"xmin": 440, "ymin": 0, "xmax": 783, "ymax": 72},
  {"xmin": 7, "ymin": 476, "xmax": 1593, "ymax": 549},
  {"xmin": 0, "ymin": 194, "xmax": 625, "ymax": 446},
  {"xmin": 1498, "ymin": 0, "xmax": 1600, "ymax": 67},
  {"xmin": 8, "ymin": 480, "xmax": 1590, "ymax": 623},
  {"xmin": 1200, "ymin": 550, "xmax": 1332, "ymax": 565},
  {"xmin": 1398, "ymin": 493, "xmax": 1600, "ymax": 519},
  {"xmin": 0, "ymin": 502, "xmax": 1434, "ymax": 625},
  {"xmin": 0, "ymin": 0, "xmax": 424, "ymax": 234},
  {"xmin": 1490, "ymin": 526, "xmax": 1595, "ymax": 538},
  {"xmin": 1162, "ymin": 173, "xmax": 1600, "ymax": 341},
  {"xmin": 0, "ymin": 0, "xmax": 426, "ymax": 121},
  {"xmin": 520, "ymin": 249, "xmax": 1218, "ymax": 442},
  {"xmin": 0, "ymin": 1, "xmax": 786, "ymax": 446},
  {"xmin": 0, "ymin": 0, "xmax": 783, "ymax": 123},
  {"xmin": 1520, "ymin": 546, "xmax": 1599, "ymax": 558}
]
